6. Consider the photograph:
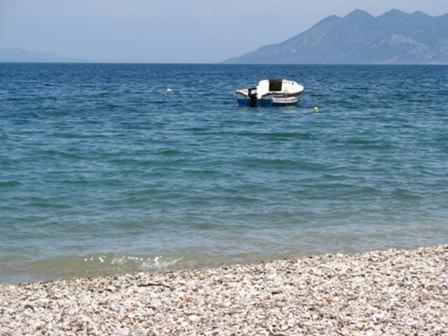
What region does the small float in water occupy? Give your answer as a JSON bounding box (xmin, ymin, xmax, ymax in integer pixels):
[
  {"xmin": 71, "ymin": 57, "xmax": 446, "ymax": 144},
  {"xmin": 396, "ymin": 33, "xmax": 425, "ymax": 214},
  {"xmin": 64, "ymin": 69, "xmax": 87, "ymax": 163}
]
[{"xmin": 235, "ymin": 79, "xmax": 304, "ymax": 107}]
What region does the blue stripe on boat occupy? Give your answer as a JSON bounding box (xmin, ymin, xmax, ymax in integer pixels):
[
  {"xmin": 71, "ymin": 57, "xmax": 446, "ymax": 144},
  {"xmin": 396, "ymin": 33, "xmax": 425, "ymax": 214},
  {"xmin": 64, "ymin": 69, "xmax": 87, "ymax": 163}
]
[{"xmin": 237, "ymin": 98, "xmax": 293, "ymax": 107}]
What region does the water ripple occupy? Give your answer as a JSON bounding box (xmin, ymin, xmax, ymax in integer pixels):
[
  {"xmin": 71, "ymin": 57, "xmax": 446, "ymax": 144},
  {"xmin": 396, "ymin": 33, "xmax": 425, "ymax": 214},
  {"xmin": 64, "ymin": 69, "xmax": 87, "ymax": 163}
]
[{"xmin": 1, "ymin": 64, "xmax": 447, "ymax": 283}]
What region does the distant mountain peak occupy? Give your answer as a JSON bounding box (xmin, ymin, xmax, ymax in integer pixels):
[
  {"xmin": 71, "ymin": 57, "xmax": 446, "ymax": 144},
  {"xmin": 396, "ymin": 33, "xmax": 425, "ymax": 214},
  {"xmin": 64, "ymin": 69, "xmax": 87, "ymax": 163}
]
[
  {"xmin": 412, "ymin": 10, "xmax": 431, "ymax": 18},
  {"xmin": 346, "ymin": 9, "xmax": 374, "ymax": 19},
  {"xmin": 388, "ymin": 8, "xmax": 406, "ymax": 14},
  {"xmin": 323, "ymin": 14, "xmax": 341, "ymax": 21},
  {"xmin": 379, "ymin": 8, "xmax": 409, "ymax": 18},
  {"xmin": 224, "ymin": 8, "xmax": 448, "ymax": 65}
]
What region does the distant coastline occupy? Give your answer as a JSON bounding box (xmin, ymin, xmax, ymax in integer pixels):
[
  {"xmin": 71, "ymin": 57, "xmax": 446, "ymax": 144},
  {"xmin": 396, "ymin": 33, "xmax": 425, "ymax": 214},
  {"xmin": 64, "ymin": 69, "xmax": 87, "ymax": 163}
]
[
  {"xmin": 3, "ymin": 8, "xmax": 448, "ymax": 65},
  {"xmin": 2, "ymin": 62, "xmax": 448, "ymax": 66},
  {"xmin": 225, "ymin": 9, "xmax": 448, "ymax": 65},
  {"xmin": 0, "ymin": 47, "xmax": 88, "ymax": 63}
]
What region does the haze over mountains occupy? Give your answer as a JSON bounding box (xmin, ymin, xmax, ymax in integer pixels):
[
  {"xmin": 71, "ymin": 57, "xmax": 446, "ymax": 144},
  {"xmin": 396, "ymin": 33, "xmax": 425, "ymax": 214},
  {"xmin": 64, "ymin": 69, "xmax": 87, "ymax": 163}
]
[
  {"xmin": 2, "ymin": 9, "xmax": 448, "ymax": 64},
  {"xmin": 225, "ymin": 9, "xmax": 448, "ymax": 64},
  {"xmin": 0, "ymin": 48, "xmax": 84, "ymax": 63}
]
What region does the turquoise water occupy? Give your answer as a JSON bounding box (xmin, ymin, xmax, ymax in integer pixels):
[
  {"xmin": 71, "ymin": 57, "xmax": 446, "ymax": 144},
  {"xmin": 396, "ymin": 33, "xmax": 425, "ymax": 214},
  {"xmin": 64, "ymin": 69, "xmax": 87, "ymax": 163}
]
[{"xmin": 1, "ymin": 64, "xmax": 447, "ymax": 283}]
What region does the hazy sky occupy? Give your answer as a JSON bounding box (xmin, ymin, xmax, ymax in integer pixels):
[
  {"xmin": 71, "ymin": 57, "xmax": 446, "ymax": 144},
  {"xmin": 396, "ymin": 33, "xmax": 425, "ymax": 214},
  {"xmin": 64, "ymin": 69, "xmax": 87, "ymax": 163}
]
[{"xmin": 0, "ymin": 0, "xmax": 447, "ymax": 62}]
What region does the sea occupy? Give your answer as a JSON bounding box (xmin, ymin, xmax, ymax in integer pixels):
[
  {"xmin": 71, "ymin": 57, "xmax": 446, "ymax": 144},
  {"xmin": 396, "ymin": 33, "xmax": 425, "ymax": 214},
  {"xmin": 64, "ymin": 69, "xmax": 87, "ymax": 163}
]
[{"xmin": 1, "ymin": 63, "xmax": 447, "ymax": 283}]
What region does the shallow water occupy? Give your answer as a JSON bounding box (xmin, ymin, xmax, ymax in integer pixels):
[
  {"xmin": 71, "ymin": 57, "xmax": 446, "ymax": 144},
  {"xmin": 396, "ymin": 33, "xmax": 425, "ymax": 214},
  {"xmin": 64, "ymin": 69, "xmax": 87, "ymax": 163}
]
[{"xmin": 1, "ymin": 64, "xmax": 447, "ymax": 283}]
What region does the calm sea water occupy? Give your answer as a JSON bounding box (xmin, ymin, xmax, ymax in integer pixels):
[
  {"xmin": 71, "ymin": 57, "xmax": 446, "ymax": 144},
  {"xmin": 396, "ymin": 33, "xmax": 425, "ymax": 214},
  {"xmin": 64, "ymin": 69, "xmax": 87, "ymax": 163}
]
[{"xmin": 1, "ymin": 64, "xmax": 447, "ymax": 283}]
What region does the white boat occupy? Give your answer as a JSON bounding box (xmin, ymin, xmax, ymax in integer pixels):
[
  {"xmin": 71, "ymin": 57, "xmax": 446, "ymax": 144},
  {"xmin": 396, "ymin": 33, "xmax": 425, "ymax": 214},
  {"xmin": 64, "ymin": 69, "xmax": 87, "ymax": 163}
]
[{"xmin": 235, "ymin": 79, "xmax": 304, "ymax": 107}]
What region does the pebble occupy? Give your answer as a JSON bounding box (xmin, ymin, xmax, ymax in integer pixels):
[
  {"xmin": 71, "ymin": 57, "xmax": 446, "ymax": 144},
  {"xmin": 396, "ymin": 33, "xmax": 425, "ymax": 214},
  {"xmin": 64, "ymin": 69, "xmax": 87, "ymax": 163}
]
[{"xmin": 0, "ymin": 245, "xmax": 447, "ymax": 335}]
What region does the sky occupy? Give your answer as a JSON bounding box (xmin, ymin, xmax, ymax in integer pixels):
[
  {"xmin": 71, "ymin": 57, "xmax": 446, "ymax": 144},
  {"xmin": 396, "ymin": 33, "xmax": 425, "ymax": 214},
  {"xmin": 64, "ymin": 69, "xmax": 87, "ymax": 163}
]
[{"xmin": 0, "ymin": 0, "xmax": 447, "ymax": 63}]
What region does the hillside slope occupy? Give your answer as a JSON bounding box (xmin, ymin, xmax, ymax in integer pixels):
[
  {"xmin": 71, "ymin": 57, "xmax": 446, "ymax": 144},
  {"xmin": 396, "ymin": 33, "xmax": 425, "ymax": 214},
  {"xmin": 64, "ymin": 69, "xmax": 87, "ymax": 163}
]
[{"xmin": 225, "ymin": 9, "xmax": 448, "ymax": 64}]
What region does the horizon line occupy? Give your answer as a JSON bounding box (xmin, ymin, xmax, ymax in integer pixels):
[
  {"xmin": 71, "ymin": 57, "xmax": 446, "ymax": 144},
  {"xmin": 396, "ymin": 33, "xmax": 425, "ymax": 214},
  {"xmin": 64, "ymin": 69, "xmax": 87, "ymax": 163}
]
[{"xmin": 1, "ymin": 61, "xmax": 448, "ymax": 66}]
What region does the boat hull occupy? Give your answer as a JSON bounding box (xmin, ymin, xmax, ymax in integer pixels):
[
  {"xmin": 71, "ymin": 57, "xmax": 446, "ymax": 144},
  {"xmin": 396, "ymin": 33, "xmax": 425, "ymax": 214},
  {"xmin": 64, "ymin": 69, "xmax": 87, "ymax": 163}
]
[
  {"xmin": 270, "ymin": 93, "xmax": 300, "ymax": 105},
  {"xmin": 236, "ymin": 93, "xmax": 301, "ymax": 107}
]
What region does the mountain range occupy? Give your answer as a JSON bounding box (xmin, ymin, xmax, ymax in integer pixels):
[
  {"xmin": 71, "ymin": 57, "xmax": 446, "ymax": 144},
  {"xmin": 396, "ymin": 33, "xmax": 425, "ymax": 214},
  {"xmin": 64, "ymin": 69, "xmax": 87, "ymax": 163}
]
[
  {"xmin": 225, "ymin": 9, "xmax": 448, "ymax": 64},
  {"xmin": 0, "ymin": 47, "xmax": 84, "ymax": 63}
]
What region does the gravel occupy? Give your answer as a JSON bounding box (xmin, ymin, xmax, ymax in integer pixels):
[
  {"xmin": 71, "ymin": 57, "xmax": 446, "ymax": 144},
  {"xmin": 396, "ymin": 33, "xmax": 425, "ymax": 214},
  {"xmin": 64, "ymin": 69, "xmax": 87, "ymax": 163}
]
[{"xmin": 1, "ymin": 245, "xmax": 447, "ymax": 335}]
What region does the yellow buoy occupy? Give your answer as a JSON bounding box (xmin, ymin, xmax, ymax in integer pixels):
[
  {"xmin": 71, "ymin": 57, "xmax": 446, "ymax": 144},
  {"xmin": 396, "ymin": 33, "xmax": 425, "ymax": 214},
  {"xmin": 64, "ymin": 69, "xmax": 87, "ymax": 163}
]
[{"xmin": 313, "ymin": 106, "xmax": 319, "ymax": 113}]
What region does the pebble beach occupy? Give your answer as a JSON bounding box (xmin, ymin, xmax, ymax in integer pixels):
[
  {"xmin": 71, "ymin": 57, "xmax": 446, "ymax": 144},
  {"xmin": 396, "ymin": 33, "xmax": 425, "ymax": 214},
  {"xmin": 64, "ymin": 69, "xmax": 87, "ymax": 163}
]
[{"xmin": 1, "ymin": 245, "xmax": 447, "ymax": 335}]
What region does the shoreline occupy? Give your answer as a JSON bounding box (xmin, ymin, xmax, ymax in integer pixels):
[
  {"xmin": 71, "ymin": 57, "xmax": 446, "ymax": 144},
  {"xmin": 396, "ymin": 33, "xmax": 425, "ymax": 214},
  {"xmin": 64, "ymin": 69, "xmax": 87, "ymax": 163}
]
[{"xmin": 1, "ymin": 245, "xmax": 447, "ymax": 335}]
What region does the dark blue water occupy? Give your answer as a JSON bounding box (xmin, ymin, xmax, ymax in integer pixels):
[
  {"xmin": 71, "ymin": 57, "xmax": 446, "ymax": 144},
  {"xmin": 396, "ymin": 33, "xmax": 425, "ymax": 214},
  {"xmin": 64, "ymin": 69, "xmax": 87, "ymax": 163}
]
[{"xmin": 1, "ymin": 64, "xmax": 447, "ymax": 283}]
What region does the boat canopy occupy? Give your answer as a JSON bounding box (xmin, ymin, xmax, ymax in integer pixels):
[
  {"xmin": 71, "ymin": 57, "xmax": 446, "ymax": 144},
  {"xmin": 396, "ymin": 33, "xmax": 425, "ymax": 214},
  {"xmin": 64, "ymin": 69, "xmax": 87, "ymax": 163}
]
[
  {"xmin": 268, "ymin": 79, "xmax": 283, "ymax": 92},
  {"xmin": 257, "ymin": 79, "xmax": 284, "ymax": 98}
]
